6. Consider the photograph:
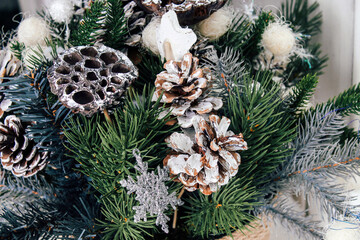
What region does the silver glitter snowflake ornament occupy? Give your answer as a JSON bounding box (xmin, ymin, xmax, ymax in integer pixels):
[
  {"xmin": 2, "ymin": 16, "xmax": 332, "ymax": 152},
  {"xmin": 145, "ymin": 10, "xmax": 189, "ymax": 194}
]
[{"xmin": 120, "ymin": 149, "xmax": 183, "ymax": 233}]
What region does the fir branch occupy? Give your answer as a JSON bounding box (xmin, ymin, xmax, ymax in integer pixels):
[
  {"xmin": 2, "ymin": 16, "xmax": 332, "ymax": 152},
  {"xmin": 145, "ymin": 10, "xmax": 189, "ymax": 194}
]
[
  {"xmin": 281, "ymin": 0, "xmax": 323, "ymax": 38},
  {"xmin": 286, "ymin": 74, "xmax": 318, "ymax": 113},
  {"xmin": 226, "ymin": 71, "xmax": 296, "ymax": 186},
  {"xmin": 183, "ymin": 177, "xmax": 259, "ymax": 238},
  {"xmin": 103, "ymin": 0, "xmax": 128, "ymax": 49},
  {"xmin": 272, "ymin": 105, "xmax": 345, "ymax": 180},
  {"xmin": 319, "ymin": 83, "xmax": 360, "ymax": 116},
  {"xmin": 69, "ymin": 0, "xmax": 106, "ymax": 46},
  {"xmin": 204, "ymin": 47, "xmax": 246, "ymax": 98},
  {"xmin": 135, "ymin": 53, "xmax": 163, "ymax": 91},
  {"xmin": 9, "ymin": 41, "xmax": 25, "ymax": 61},
  {"xmin": 64, "ymin": 87, "xmax": 178, "ymax": 239}
]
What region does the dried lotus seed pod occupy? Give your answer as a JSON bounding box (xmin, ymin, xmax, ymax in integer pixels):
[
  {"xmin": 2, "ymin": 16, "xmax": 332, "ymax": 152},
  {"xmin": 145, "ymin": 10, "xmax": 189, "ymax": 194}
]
[{"xmin": 47, "ymin": 45, "xmax": 138, "ymax": 117}]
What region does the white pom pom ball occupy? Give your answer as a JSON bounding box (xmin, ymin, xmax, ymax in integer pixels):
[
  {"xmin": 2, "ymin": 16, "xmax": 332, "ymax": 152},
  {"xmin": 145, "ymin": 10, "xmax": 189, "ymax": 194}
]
[
  {"xmin": 261, "ymin": 22, "xmax": 296, "ymax": 57},
  {"xmin": 47, "ymin": 0, "xmax": 74, "ymax": 23},
  {"xmin": 197, "ymin": 8, "xmax": 233, "ymax": 40},
  {"xmin": 142, "ymin": 18, "xmax": 161, "ymax": 55},
  {"xmin": 18, "ymin": 17, "xmax": 50, "ymax": 47},
  {"xmin": 325, "ymin": 221, "xmax": 360, "ymax": 240}
]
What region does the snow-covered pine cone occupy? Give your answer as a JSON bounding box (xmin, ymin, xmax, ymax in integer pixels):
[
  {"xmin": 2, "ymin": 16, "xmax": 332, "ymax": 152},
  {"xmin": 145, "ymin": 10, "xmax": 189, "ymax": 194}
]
[
  {"xmin": 0, "ymin": 116, "xmax": 48, "ymax": 177},
  {"xmin": 163, "ymin": 114, "xmax": 248, "ymax": 195},
  {"xmin": 123, "ymin": 1, "xmax": 148, "ymax": 46},
  {"xmin": 0, "ymin": 49, "xmax": 21, "ymax": 78},
  {"xmin": 152, "ymin": 53, "xmax": 222, "ymax": 128}
]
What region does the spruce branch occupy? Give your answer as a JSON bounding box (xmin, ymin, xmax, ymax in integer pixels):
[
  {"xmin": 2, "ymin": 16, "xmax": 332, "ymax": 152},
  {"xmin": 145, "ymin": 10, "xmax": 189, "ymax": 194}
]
[
  {"xmin": 226, "ymin": 71, "xmax": 296, "ymax": 185},
  {"xmin": 183, "ymin": 177, "xmax": 259, "ymax": 238},
  {"xmin": 281, "ymin": 0, "xmax": 322, "ymax": 38},
  {"xmin": 204, "ymin": 47, "xmax": 246, "ymax": 98},
  {"xmin": 286, "ymin": 74, "xmax": 318, "ymax": 114},
  {"xmin": 320, "ymin": 83, "xmax": 360, "ymax": 116},
  {"xmin": 64, "ymin": 87, "xmax": 178, "ymax": 239},
  {"xmin": 69, "ymin": 0, "xmax": 106, "ymax": 46},
  {"xmin": 103, "ymin": 0, "xmax": 128, "ymax": 49}
]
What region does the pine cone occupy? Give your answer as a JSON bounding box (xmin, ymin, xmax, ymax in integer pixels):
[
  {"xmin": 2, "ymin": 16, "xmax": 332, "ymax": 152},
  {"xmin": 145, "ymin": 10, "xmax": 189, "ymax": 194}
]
[
  {"xmin": 163, "ymin": 114, "xmax": 247, "ymax": 195},
  {"xmin": 123, "ymin": 1, "xmax": 148, "ymax": 46},
  {"xmin": 0, "ymin": 116, "xmax": 48, "ymax": 177},
  {"xmin": 0, "ymin": 49, "xmax": 21, "ymax": 78},
  {"xmin": 134, "ymin": 0, "xmax": 228, "ymax": 25},
  {"xmin": 153, "ymin": 53, "xmax": 222, "ymax": 128}
]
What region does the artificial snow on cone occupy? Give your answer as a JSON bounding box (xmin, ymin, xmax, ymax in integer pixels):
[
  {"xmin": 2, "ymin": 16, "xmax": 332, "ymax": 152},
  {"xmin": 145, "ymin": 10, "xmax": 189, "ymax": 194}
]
[
  {"xmin": 134, "ymin": 0, "xmax": 228, "ymax": 26},
  {"xmin": 0, "ymin": 115, "xmax": 48, "ymax": 177},
  {"xmin": 152, "ymin": 53, "xmax": 222, "ymax": 128},
  {"xmin": 164, "ymin": 114, "xmax": 248, "ymax": 195},
  {"xmin": 0, "ymin": 49, "xmax": 21, "ymax": 78},
  {"xmin": 123, "ymin": 1, "xmax": 147, "ymax": 46}
]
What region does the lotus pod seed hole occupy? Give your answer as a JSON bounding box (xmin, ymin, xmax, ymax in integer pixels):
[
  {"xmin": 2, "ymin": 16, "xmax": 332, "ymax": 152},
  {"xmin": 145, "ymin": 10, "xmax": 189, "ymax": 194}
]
[
  {"xmin": 87, "ymin": 72, "xmax": 98, "ymax": 81},
  {"xmin": 100, "ymin": 80, "xmax": 107, "ymax": 87},
  {"xmin": 64, "ymin": 52, "xmax": 82, "ymax": 65},
  {"xmin": 112, "ymin": 63, "xmax": 131, "ymax": 73},
  {"xmin": 57, "ymin": 78, "xmax": 70, "ymax": 85},
  {"xmin": 73, "ymin": 91, "xmax": 94, "ymax": 105},
  {"xmin": 100, "ymin": 52, "xmax": 118, "ymax": 65},
  {"xmin": 106, "ymin": 87, "xmax": 116, "ymax": 93},
  {"xmin": 100, "ymin": 69, "xmax": 108, "ymax": 77},
  {"xmin": 74, "ymin": 65, "xmax": 83, "ymax": 72},
  {"xmin": 111, "ymin": 77, "xmax": 122, "ymax": 85},
  {"xmin": 65, "ymin": 85, "xmax": 76, "ymax": 95},
  {"xmin": 56, "ymin": 66, "xmax": 71, "ymax": 74},
  {"xmin": 97, "ymin": 90, "xmax": 105, "ymax": 100},
  {"xmin": 85, "ymin": 59, "xmax": 101, "ymax": 69},
  {"xmin": 71, "ymin": 75, "xmax": 80, "ymax": 82},
  {"xmin": 80, "ymin": 47, "xmax": 98, "ymax": 57}
]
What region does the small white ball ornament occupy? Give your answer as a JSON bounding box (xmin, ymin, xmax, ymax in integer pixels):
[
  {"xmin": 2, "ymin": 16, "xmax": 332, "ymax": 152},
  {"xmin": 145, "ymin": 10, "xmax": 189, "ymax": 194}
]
[
  {"xmin": 18, "ymin": 17, "xmax": 50, "ymax": 47},
  {"xmin": 261, "ymin": 22, "xmax": 296, "ymax": 57},
  {"xmin": 46, "ymin": 0, "xmax": 74, "ymax": 23},
  {"xmin": 142, "ymin": 18, "xmax": 161, "ymax": 55},
  {"xmin": 325, "ymin": 220, "xmax": 360, "ymax": 240},
  {"xmin": 197, "ymin": 8, "xmax": 233, "ymax": 40}
]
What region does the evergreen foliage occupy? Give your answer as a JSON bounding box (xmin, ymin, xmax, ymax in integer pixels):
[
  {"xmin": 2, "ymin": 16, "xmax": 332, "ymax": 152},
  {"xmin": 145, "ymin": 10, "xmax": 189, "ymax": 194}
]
[
  {"xmin": 321, "ymin": 83, "xmax": 360, "ymax": 116},
  {"xmin": 103, "ymin": 0, "xmax": 128, "ymax": 49},
  {"xmin": 225, "ymin": 71, "xmax": 296, "ymax": 185},
  {"xmin": 215, "ymin": 11, "xmax": 274, "ymax": 64},
  {"xmin": 9, "ymin": 41, "xmax": 25, "ymax": 61},
  {"xmin": 281, "ymin": 0, "xmax": 328, "ymax": 83},
  {"xmin": 69, "ymin": 1, "xmax": 106, "ymax": 46},
  {"xmin": 286, "ymin": 74, "xmax": 318, "ymax": 114},
  {"xmin": 184, "ymin": 177, "xmax": 259, "ymax": 238},
  {"xmin": 64, "ymin": 88, "xmax": 179, "ymax": 239}
]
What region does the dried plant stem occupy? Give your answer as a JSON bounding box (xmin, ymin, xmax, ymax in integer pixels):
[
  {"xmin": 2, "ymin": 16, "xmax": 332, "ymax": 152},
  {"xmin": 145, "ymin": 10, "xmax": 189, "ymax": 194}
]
[
  {"xmin": 172, "ymin": 186, "xmax": 186, "ymax": 229},
  {"xmin": 103, "ymin": 109, "xmax": 113, "ymax": 124},
  {"xmin": 164, "ymin": 41, "xmax": 175, "ymax": 61}
]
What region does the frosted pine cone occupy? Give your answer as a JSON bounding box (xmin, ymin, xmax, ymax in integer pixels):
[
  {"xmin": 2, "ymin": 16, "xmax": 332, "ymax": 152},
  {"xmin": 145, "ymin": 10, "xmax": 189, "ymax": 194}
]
[
  {"xmin": 0, "ymin": 116, "xmax": 48, "ymax": 177},
  {"xmin": 0, "ymin": 49, "xmax": 21, "ymax": 78},
  {"xmin": 153, "ymin": 53, "xmax": 222, "ymax": 128},
  {"xmin": 163, "ymin": 114, "xmax": 248, "ymax": 195}
]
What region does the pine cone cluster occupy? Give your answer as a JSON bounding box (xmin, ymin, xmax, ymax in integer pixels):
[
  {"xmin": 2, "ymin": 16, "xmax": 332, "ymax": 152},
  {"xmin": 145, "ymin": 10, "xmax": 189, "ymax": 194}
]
[
  {"xmin": 164, "ymin": 114, "xmax": 247, "ymax": 195},
  {"xmin": 153, "ymin": 53, "xmax": 222, "ymax": 128},
  {"xmin": 0, "ymin": 115, "xmax": 48, "ymax": 177}
]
